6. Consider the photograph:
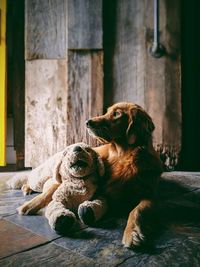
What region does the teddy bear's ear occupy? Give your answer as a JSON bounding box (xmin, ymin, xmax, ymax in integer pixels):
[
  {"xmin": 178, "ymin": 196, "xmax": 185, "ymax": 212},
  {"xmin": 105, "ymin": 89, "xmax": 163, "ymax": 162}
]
[
  {"xmin": 52, "ymin": 155, "xmax": 63, "ymax": 183},
  {"xmin": 52, "ymin": 162, "xmax": 62, "ymax": 183},
  {"xmin": 97, "ymin": 156, "xmax": 105, "ymax": 177}
]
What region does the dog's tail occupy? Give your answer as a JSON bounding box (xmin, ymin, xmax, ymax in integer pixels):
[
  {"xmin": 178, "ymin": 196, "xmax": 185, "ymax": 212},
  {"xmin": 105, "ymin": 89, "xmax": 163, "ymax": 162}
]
[{"xmin": 7, "ymin": 173, "xmax": 29, "ymax": 189}]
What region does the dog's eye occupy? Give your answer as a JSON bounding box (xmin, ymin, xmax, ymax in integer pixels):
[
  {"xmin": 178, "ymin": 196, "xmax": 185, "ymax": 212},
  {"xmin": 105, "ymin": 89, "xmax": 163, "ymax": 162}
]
[{"xmin": 112, "ymin": 111, "xmax": 121, "ymax": 118}]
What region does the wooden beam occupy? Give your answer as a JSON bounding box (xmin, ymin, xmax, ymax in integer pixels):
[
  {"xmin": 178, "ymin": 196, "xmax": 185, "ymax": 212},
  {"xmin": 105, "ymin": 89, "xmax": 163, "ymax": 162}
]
[
  {"xmin": 11, "ymin": 0, "xmax": 25, "ymax": 169},
  {"xmin": 0, "ymin": 0, "xmax": 6, "ymax": 166}
]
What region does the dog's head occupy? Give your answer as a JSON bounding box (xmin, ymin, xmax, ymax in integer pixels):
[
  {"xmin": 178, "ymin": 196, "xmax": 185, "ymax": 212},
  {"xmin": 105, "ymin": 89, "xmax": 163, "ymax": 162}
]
[
  {"xmin": 86, "ymin": 102, "xmax": 155, "ymax": 146},
  {"xmin": 59, "ymin": 143, "xmax": 104, "ymax": 179}
]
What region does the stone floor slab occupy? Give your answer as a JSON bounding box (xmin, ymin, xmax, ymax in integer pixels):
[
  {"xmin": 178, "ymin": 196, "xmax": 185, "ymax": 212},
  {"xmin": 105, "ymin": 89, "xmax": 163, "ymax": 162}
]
[
  {"xmin": 5, "ymin": 214, "xmax": 60, "ymax": 240},
  {"xmin": 0, "ymin": 243, "xmax": 94, "ymax": 267},
  {"xmin": 0, "ymin": 219, "xmax": 48, "ymax": 259},
  {"xmin": 53, "ymin": 218, "xmax": 136, "ymax": 266}
]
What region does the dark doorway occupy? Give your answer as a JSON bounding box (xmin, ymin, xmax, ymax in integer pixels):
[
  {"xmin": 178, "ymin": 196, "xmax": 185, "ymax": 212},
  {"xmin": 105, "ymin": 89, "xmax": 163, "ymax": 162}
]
[
  {"xmin": 3, "ymin": 0, "xmax": 25, "ymax": 170},
  {"xmin": 180, "ymin": 0, "xmax": 200, "ymax": 171}
]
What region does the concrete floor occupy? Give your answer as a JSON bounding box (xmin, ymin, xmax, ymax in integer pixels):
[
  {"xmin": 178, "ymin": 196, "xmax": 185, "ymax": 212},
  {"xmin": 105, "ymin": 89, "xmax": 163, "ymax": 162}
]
[{"xmin": 1, "ymin": 172, "xmax": 200, "ymax": 266}]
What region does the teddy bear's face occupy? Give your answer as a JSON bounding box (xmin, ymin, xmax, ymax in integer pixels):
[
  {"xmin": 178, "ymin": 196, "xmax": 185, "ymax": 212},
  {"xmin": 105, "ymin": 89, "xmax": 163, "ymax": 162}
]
[{"xmin": 61, "ymin": 143, "xmax": 97, "ymax": 178}]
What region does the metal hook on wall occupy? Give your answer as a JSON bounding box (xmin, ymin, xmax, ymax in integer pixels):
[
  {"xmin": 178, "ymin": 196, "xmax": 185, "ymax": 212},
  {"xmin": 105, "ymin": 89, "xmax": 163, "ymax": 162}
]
[{"xmin": 150, "ymin": 0, "xmax": 166, "ymax": 58}]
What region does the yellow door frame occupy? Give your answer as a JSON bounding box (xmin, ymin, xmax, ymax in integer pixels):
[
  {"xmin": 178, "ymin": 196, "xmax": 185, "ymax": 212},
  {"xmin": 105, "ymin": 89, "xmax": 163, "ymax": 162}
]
[{"xmin": 0, "ymin": 0, "xmax": 6, "ymax": 166}]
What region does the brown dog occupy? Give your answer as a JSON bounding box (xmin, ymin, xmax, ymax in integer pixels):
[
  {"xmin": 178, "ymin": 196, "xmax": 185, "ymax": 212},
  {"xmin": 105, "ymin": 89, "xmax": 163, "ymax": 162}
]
[
  {"xmin": 81, "ymin": 102, "xmax": 163, "ymax": 247},
  {"xmin": 15, "ymin": 102, "xmax": 162, "ymax": 248}
]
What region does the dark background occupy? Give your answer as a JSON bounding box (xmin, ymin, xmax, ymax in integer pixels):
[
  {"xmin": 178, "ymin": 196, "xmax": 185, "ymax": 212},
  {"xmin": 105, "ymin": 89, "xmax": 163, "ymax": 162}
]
[{"xmin": 181, "ymin": 0, "xmax": 200, "ymax": 170}]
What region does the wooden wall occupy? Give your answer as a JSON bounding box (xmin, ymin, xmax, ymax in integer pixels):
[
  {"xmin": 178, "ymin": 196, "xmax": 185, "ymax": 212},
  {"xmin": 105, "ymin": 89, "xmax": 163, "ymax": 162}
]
[
  {"xmin": 25, "ymin": 0, "xmax": 181, "ymax": 169},
  {"xmin": 25, "ymin": 0, "xmax": 103, "ymax": 167},
  {"xmin": 104, "ymin": 0, "xmax": 181, "ymax": 170}
]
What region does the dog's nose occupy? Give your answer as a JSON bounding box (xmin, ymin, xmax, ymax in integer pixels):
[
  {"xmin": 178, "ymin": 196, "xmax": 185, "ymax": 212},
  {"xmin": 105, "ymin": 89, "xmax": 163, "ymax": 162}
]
[
  {"xmin": 73, "ymin": 146, "xmax": 82, "ymax": 152},
  {"xmin": 86, "ymin": 119, "xmax": 94, "ymax": 128}
]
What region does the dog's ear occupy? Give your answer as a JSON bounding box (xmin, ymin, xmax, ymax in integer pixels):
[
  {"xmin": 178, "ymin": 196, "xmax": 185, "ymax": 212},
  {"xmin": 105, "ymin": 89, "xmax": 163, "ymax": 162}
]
[
  {"xmin": 126, "ymin": 108, "xmax": 155, "ymax": 145},
  {"xmin": 96, "ymin": 155, "xmax": 105, "ymax": 177},
  {"xmin": 126, "ymin": 109, "xmax": 137, "ymax": 145},
  {"xmin": 142, "ymin": 111, "xmax": 155, "ymax": 137}
]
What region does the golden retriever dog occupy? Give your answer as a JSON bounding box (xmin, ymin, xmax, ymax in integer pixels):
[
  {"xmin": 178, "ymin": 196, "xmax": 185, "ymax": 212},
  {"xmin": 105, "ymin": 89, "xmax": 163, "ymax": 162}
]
[
  {"xmin": 82, "ymin": 102, "xmax": 163, "ymax": 247},
  {"xmin": 14, "ymin": 102, "xmax": 162, "ymax": 248}
]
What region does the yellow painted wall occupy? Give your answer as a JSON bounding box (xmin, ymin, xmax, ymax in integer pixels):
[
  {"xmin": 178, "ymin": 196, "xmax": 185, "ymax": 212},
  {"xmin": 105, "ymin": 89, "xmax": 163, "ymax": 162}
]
[{"xmin": 0, "ymin": 0, "xmax": 6, "ymax": 166}]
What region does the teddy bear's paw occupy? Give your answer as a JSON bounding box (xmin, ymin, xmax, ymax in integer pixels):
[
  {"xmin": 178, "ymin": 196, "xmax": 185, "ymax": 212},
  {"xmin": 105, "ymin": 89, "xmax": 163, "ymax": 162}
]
[
  {"xmin": 78, "ymin": 205, "xmax": 95, "ymax": 225},
  {"xmin": 54, "ymin": 213, "xmax": 76, "ymax": 235}
]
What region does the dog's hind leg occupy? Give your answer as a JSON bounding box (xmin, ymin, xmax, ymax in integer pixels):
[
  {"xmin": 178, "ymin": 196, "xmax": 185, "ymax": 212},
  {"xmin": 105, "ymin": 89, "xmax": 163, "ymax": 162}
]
[{"xmin": 17, "ymin": 183, "xmax": 60, "ymax": 215}]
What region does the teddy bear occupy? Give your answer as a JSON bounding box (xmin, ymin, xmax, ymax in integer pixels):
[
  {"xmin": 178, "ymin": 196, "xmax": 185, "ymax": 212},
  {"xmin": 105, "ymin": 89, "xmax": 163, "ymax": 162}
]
[
  {"xmin": 44, "ymin": 143, "xmax": 106, "ymax": 234},
  {"xmin": 7, "ymin": 143, "xmax": 106, "ymax": 233}
]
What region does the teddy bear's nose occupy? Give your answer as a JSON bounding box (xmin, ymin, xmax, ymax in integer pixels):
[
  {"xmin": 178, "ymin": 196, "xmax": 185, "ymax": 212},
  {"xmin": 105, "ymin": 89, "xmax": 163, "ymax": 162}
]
[{"xmin": 73, "ymin": 146, "xmax": 82, "ymax": 152}]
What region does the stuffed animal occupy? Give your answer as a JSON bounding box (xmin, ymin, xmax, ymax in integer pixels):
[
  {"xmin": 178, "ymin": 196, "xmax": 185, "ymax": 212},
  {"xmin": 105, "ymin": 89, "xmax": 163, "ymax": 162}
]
[
  {"xmin": 44, "ymin": 143, "xmax": 105, "ymax": 234},
  {"xmin": 7, "ymin": 143, "xmax": 105, "ymax": 233}
]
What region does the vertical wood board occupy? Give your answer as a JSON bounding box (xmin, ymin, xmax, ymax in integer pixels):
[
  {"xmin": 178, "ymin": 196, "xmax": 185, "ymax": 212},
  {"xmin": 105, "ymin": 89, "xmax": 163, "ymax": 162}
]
[
  {"xmin": 25, "ymin": 60, "xmax": 68, "ymax": 167},
  {"xmin": 68, "ymin": 0, "xmax": 102, "ymax": 49},
  {"xmin": 25, "ymin": 0, "xmax": 67, "ymax": 60},
  {"xmin": 67, "ymin": 51, "xmax": 103, "ymax": 146},
  {"xmin": 106, "ymin": 1, "xmax": 146, "ymax": 107},
  {"xmin": 144, "ymin": 0, "xmax": 181, "ymax": 168}
]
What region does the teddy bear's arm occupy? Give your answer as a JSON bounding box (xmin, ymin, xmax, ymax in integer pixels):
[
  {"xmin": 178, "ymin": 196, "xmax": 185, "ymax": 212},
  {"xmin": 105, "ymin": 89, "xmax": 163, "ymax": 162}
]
[
  {"xmin": 51, "ymin": 181, "xmax": 75, "ymax": 209},
  {"xmin": 52, "ymin": 180, "xmax": 95, "ymax": 210},
  {"xmin": 78, "ymin": 197, "xmax": 108, "ymax": 225},
  {"xmin": 45, "ymin": 199, "xmax": 76, "ymax": 232}
]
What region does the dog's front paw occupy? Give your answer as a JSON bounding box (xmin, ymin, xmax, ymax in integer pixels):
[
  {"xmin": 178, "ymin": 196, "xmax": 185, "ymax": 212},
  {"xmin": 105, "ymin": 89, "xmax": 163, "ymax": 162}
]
[
  {"xmin": 78, "ymin": 205, "xmax": 95, "ymax": 225},
  {"xmin": 122, "ymin": 225, "xmax": 145, "ymax": 248}
]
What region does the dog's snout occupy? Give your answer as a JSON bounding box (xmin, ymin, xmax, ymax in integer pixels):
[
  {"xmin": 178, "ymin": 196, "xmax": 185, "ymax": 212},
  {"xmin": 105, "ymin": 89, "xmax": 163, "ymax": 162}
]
[
  {"xmin": 73, "ymin": 146, "xmax": 82, "ymax": 152},
  {"xmin": 86, "ymin": 119, "xmax": 94, "ymax": 128}
]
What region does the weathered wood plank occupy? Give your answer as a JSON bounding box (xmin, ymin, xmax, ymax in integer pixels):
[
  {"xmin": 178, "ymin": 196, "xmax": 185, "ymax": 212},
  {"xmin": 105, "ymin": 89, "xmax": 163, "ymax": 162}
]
[
  {"xmin": 144, "ymin": 0, "xmax": 181, "ymax": 169},
  {"xmin": 67, "ymin": 51, "xmax": 103, "ymax": 146},
  {"xmin": 25, "ymin": 0, "xmax": 67, "ymax": 59},
  {"xmin": 104, "ymin": 0, "xmax": 146, "ymax": 107},
  {"xmin": 25, "ymin": 60, "xmax": 68, "ymax": 167},
  {"xmin": 68, "ymin": 0, "xmax": 102, "ymax": 49}
]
